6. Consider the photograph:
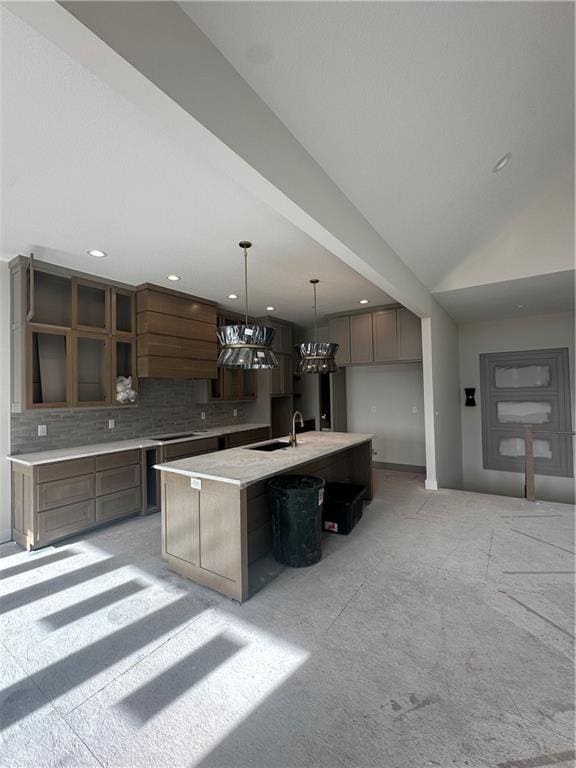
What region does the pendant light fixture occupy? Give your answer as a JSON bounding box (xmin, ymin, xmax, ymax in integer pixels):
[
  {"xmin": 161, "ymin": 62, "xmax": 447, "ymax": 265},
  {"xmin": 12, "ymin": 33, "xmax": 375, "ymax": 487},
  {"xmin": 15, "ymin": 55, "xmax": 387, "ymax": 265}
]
[
  {"xmin": 217, "ymin": 241, "xmax": 278, "ymax": 370},
  {"xmin": 295, "ymin": 279, "xmax": 339, "ymax": 374}
]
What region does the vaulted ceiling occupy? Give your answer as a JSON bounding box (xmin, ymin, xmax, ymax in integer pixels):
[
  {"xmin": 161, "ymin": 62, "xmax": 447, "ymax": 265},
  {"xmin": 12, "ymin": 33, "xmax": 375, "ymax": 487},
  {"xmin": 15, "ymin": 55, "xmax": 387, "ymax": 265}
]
[{"xmin": 184, "ymin": 1, "xmax": 574, "ymax": 290}]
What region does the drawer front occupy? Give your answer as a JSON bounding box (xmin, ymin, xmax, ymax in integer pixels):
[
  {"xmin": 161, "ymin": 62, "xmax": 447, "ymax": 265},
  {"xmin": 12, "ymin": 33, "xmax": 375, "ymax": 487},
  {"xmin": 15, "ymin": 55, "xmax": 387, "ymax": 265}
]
[
  {"xmin": 95, "ymin": 450, "xmax": 141, "ymax": 472},
  {"xmin": 38, "ymin": 473, "xmax": 94, "ymax": 512},
  {"xmin": 164, "ymin": 437, "xmax": 219, "ymax": 461},
  {"xmin": 250, "ymin": 428, "xmax": 271, "ymax": 443},
  {"xmin": 37, "ymin": 457, "xmax": 95, "ymax": 483},
  {"xmin": 96, "ymin": 487, "xmax": 141, "ymax": 522},
  {"xmin": 96, "ymin": 464, "xmax": 141, "ymax": 496},
  {"xmin": 227, "ymin": 431, "xmax": 254, "ymax": 448},
  {"xmin": 37, "ymin": 499, "xmax": 96, "ymax": 543}
]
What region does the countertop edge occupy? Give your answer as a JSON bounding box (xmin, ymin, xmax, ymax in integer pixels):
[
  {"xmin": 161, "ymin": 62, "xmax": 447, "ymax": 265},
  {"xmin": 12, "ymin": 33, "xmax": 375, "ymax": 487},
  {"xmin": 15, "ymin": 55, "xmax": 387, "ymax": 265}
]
[
  {"xmin": 155, "ymin": 433, "xmax": 374, "ymax": 488},
  {"xmin": 7, "ymin": 423, "xmax": 271, "ymax": 467}
]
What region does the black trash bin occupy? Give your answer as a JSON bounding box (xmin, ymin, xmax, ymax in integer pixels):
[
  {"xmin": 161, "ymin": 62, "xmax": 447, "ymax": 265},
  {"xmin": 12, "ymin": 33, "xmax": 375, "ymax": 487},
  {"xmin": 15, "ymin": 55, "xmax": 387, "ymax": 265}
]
[{"xmin": 267, "ymin": 475, "xmax": 325, "ymax": 567}]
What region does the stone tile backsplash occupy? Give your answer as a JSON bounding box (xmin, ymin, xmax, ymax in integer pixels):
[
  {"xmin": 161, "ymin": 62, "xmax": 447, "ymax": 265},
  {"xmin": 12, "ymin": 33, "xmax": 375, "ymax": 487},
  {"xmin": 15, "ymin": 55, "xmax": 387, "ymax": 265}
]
[{"xmin": 10, "ymin": 379, "xmax": 249, "ymax": 454}]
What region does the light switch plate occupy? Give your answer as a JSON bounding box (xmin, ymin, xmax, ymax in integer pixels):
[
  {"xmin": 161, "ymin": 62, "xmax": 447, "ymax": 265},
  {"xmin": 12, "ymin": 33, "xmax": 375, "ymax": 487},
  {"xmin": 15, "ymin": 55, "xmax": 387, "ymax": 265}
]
[
  {"xmin": 201, "ymin": 411, "xmax": 206, "ymax": 421},
  {"xmin": 190, "ymin": 478, "xmax": 202, "ymax": 490},
  {"xmin": 233, "ymin": 408, "xmax": 238, "ymax": 417},
  {"xmin": 108, "ymin": 419, "xmax": 115, "ymax": 429},
  {"xmin": 37, "ymin": 425, "xmax": 47, "ymax": 437}
]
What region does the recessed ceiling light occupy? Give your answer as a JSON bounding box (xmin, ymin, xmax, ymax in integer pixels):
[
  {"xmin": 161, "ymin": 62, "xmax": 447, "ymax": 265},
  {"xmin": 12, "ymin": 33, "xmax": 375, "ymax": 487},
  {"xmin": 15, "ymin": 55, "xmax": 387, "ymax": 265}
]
[
  {"xmin": 87, "ymin": 249, "xmax": 107, "ymax": 258},
  {"xmin": 266, "ymin": 306, "xmax": 275, "ymax": 311},
  {"xmin": 493, "ymin": 152, "xmax": 512, "ymax": 173},
  {"xmin": 228, "ymin": 293, "xmax": 238, "ymax": 300},
  {"xmin": 359, "ymin": 299, "xmax": 369, "ymax": 305},
  {"xmin": 516, "ymin": 304, "xmax": 525, "ymax": 309},
  {"xmin": 166, "ymin": 274, "xmax": 181, "ymax": 282}
]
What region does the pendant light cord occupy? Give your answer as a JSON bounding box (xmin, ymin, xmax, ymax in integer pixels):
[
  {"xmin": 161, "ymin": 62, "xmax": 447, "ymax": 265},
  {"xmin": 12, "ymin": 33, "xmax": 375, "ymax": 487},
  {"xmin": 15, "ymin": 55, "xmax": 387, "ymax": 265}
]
[
  {"xmin": 313, "ymin": 281, "xmax": 318, "ymax": 342},
  {"xmin": 244, "ymin": 244, "xmax": 249, "ymax": 325}
]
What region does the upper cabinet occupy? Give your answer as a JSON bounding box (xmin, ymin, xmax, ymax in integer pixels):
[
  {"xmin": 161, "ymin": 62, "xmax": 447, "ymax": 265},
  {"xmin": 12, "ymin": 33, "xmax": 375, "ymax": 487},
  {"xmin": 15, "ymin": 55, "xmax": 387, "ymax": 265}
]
[
  {"xmin": 330, "ymin": 316, "xmax": 351, "ymax": 366},
  {"xmin": 74, "ymin": 279, "xmax": 110, "ymax": 333},
  {"xmin": 136, "ymin": 284, "xmax": 217, "ymax": 380},
  {"xmin": 350, "ymin": 314, "xmax": 373, "ymax": 364},
  {"xmin": 328, "ymin": 306, "xmax": 421, "ymax": 367},
  {"xmin": 260, "ymin": 317, "xmax": 294, "ymax": 397},
  {"xmin": 397, "ymin": 308, "xmax": 422, "ymax": 361},
  {"xmin": 373, "ymin": 309, "xmax": 398, "ymax": 362},
  {"xmin": 10, "ymin": 256, "xmax": 138, "ymax": 411}
]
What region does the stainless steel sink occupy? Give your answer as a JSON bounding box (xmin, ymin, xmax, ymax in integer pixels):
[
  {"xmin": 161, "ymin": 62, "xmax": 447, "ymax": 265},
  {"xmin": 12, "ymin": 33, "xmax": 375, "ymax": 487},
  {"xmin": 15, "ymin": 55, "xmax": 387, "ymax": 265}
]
[{"xmin": 246, "ymin": 441, "xmax": 290, "ymax": 452}]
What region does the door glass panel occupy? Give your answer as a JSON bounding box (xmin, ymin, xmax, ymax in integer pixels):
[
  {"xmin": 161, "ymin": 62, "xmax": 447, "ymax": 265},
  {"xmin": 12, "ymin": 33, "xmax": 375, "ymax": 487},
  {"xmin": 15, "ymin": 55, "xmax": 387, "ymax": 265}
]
[
  {"xmin": 499, "ymin": 437, "xmax": 553, "ymax": 460},
  {"xmin": 494, "ymin": 365, "xmax": 551, "ymax": 388},
  {"xmin": 77, "ymin": 337, "xmax": 106, "ymax": 402},
  {"xmin": 77, "ymin": 284, "xmax": 106, "ymax": 329},
  {"xmin": 32, "ymin": 332, "xmax": 67, "ymax": 404},
  {"xmin": 34, "ymin": 272, "xmax": 71, "ymax": 327},
  {"xmin": 115, "ymin": 293, "xmax": 133, "ymax": 333},
  {"xmin": 496, "ymin": 401, "xmax": 552, "ymax": 424}
]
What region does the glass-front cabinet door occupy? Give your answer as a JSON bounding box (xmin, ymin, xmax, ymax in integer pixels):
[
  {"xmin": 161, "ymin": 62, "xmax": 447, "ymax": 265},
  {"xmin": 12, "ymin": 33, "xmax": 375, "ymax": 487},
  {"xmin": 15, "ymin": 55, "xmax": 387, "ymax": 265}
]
[
  {"xmin": 28, "ymin": 327, "xmax": 70, "ymax": 407},
  {"xmin": 480, "ymin": 348, "xmax": 572, "ymax": 477},
  {"xmin": 74, "ymin": 279, "xmax": 110, "ymax": 333},
  {"xmin": 112, "ymin": 338, "xmax": 137, "ymax": 405},
  {"xmin": 113, "ymin": 289, "xmax": 135, "ymax": 335},
  {"xmin": 31, "ymin": 271, "xmax": 72, "ymax": 328},
  {"xmin": 74, "ymin": 334, "xmax": 109, "ymax": 406}
]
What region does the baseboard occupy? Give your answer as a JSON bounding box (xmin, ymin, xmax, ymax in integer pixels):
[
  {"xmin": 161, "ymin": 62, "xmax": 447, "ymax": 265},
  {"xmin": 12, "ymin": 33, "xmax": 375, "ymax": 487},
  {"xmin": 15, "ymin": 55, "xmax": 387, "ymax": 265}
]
[
  {"xmin": 0, "ymin": 528, "xmax": 13, "ymax": 545},
  {"xmin": 374, "ymin": 461, "xmax": 426, "ymax": 474}
]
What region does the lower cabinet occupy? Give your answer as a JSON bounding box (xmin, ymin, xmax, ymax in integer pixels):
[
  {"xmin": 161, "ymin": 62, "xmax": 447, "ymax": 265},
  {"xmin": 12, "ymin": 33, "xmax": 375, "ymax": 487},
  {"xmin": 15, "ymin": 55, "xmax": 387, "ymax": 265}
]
[
  {"xmin": 96, "ymin": 487, "xmax": 141, "ymax": 522},
  {"xmin": 12, "ymin": 427, "xmax": 271, "ymax": 550},
  {"xmin": 37, "ymin": 499, "xmax": 96, "ymax": 543},
  {"xmin": 12, "ymin": 448, "xmax": 144, "ymax": 549}
]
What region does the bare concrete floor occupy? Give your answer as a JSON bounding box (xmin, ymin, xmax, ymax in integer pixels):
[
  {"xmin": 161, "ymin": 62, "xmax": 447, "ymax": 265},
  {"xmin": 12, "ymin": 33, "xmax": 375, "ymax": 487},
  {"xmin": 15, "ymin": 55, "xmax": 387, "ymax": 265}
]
[{"xmin": 0, "ymin": 470, "xmax": 574, "ymax": 768}]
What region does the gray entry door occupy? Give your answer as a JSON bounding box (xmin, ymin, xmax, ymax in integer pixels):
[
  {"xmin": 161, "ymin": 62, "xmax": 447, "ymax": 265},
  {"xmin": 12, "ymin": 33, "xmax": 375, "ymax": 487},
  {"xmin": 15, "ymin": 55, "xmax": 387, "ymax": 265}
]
[{"xmin": 480, "ymin": 348, "xmax": 573, "ymax": 477}]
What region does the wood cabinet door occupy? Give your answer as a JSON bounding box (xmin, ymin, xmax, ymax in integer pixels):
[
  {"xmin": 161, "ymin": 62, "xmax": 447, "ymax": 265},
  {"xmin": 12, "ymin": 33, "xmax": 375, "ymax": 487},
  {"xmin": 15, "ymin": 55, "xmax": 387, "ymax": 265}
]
[
  {"xmin": 329, "ymin": 317, "xmax": 351, "ymax": 366},
  {"xmin": 270, "ymin": 355, "xmax": 285, "ymax": 395},
  {"xmin": 73, "ymin": 278, "xmax": 110, "ymax": 333},
  {"xmin": 163, "ymin": 473, "xmax": 200, "ymax": 566},
  {"xmin": 350, "ymin": 314, "xmax": 374, "ymax": 364},
  {"xmin": 280, "ymin": 324, "xmax": 293, "ymax": 354},
  {"xmin": 283, "ymin": 355, "xmax": 293, "ymax": 394},
  {"xmin": 397, "ymin": 309, "xmax": 422, "ymax": 360},
  {"xmin": 373, "ymin": 309, "xmax": 398, "ymax": 362}
]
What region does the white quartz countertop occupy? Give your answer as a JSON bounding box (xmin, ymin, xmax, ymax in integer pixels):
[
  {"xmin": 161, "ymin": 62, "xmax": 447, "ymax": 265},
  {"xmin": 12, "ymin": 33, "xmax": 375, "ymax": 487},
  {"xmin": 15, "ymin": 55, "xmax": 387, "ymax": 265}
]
[
  {"xmin": 7, "ymin": 423, "xmax": 270, "ymax": 466},
  {"xmin": 155, "ymin": 431, "xmax": 374, "ymax": 488}
]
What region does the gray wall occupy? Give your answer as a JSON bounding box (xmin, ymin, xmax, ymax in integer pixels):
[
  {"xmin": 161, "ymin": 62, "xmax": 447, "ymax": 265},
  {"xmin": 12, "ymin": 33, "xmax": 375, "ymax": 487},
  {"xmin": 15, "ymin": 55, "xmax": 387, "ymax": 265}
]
[
  {"xmin": 10, "ymin": 379, "xmax": 248, "ymax": 454},
  {"xmin": 459, "ymin": 312, "xmax": 575, "ymax": 503},
  {"xmin": 346, "ymin": 363, "xmax": 425, "ymax": 467}
]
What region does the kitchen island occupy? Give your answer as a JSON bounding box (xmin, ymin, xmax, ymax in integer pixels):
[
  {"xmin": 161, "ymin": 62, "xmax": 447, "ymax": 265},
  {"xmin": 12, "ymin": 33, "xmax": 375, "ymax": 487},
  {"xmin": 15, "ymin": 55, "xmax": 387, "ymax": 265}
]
[{"xmin": 155, "ymin": 431, "xmax": 373, "ymax": 601}]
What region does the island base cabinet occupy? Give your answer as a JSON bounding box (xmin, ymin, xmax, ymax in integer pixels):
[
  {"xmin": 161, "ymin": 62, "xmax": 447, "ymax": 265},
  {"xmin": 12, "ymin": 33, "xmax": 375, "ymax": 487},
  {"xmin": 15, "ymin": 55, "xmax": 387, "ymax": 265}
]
[
  {"xmin": 161, "ymin": 473, "xmax": 248, "ymax": 602},
  {"xmin": 159, "ymin": 438, "xmax": 373, "ymax": 602}
]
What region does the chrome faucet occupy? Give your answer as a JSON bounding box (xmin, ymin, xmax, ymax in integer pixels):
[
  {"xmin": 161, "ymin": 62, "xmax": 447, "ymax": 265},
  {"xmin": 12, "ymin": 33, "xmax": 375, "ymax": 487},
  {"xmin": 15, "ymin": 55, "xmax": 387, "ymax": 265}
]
[{"xmin": 289, "ymin": 411, "xmax": 304, "ymax": 447}]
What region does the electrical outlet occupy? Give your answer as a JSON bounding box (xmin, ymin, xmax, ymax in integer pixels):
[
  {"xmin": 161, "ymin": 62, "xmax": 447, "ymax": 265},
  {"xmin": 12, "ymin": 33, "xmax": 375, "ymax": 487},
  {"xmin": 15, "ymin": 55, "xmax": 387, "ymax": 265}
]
[
  {"xmin": 201, "ymin": 411, "xmax": 206, "ymax": 421},
  {"xmin": 370, "ymin": 405, "xmax": 377, "ymax": 414},
  {"xmin": 38, "ymin": 425, "xmax": 47, "ymax": 437},
  {"xmin": 411, "ymin": 406, "xmax": 418, "ymax": 415},
  {"xmin": 108, "ymin": 419, "xmax": 115, "ymax": 429},
  {"xmin": 233, "ymin": 408, "xmax": 238, "ymax": 418}
]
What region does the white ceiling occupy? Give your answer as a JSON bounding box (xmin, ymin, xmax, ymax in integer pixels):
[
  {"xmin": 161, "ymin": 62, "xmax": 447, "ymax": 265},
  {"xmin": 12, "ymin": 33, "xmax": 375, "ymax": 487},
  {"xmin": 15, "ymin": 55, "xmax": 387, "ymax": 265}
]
[
  {"xmin": 184, "ymin": 1, "xmax": 575, "ymax": 290},
  {"xmin": 433, "ymin": 270, "xmax": 575, "ymax": 323},
  {"xmin": 0, "ymin": 8, "xmax": 393, "ymax": 326}
]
